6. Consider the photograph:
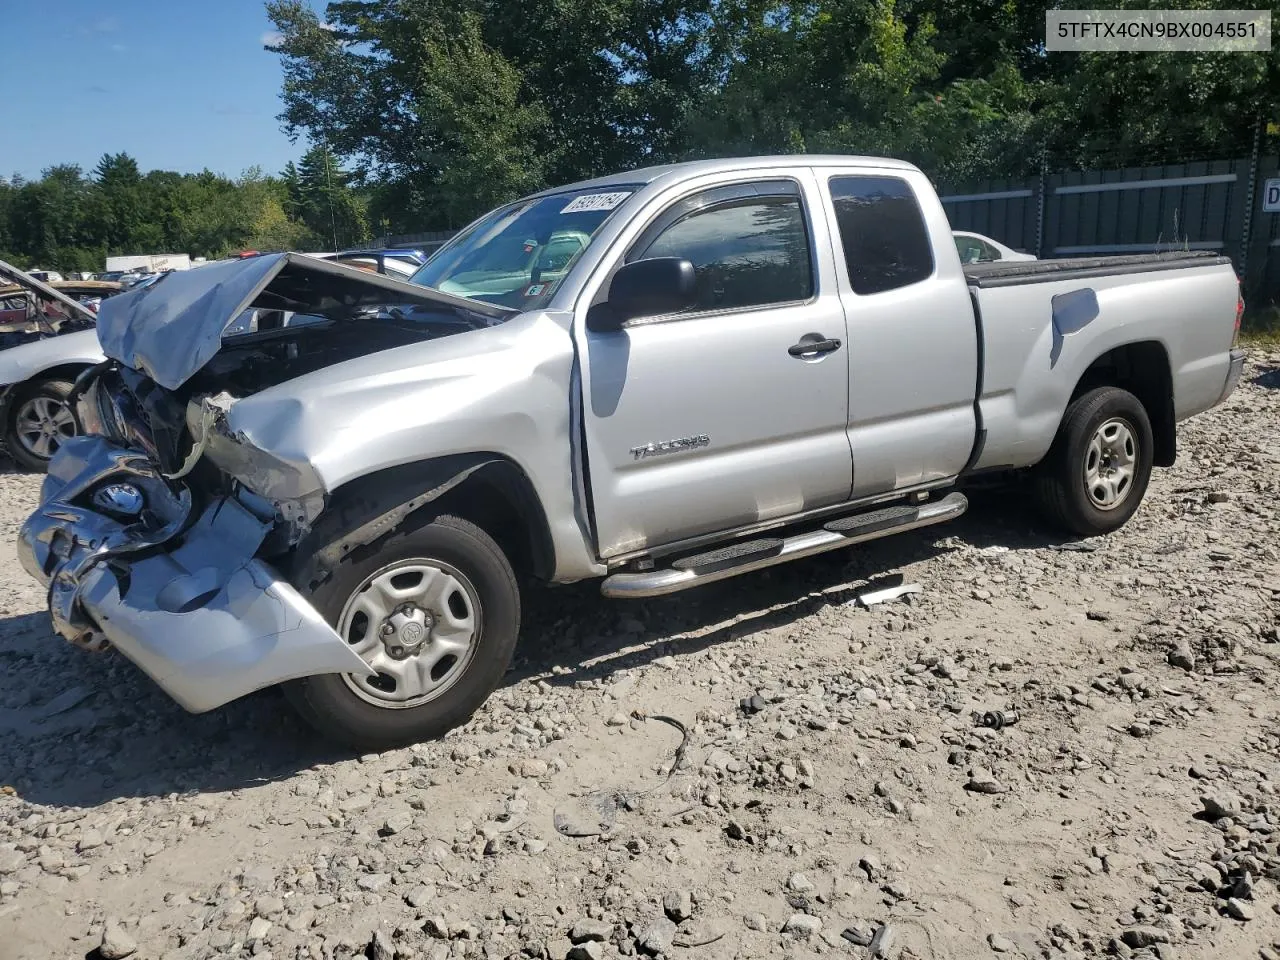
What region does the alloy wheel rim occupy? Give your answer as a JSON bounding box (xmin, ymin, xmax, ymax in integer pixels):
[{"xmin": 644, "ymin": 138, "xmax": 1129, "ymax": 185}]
[{"xmin": 15, "ymin": 396, "xmax": 76, "ymax": 460}]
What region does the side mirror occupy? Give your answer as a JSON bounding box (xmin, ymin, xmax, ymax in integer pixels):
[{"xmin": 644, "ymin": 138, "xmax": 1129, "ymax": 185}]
[{"xmin": 587, "ymin": 257, "xmax": 696, "ymax": 332}]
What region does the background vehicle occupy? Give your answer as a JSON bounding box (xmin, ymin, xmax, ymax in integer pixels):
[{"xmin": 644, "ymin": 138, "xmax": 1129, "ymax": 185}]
[
  {"xmin": 19, "ymin": 156, "xmax": 1245, "ymax": 749},
  {"xmin": 953, "ymin": 230, "xmax": 1037, "ymax": 263},
  {"xmin": 0, "ymin": 260, "xmax": 109, "ymax": 470},
  {"xmin": 2, "ymin": 280, "xmax": 127, "ymax": 315},
  {"xmin": 104, "ymin": 253, "xmax": 191, "ymax": 273},
  {"xmin": 26, "ymin": 269, "xmax": 64, "ymax": 283},
  {"xmin": 123, "ymin": 273, "xmax": 163, "ymax": 292},
  {"xmin": 315, "ymin": 248, "xmax": 427, "ymax": 279}
]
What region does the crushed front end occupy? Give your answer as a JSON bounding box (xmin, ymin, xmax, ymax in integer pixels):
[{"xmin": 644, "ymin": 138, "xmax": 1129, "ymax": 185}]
[
  {"xmin": 16, "ymin": 253, "xmax": 506, "ymax": 713},
  {"xmin": 17, "ymin": 369, "xmax": 373, "ymax": 713}
]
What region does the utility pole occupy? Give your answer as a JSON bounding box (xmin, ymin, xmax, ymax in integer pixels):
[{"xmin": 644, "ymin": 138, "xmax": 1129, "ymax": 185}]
[{"xmin": 323, "ymin": 144, "xmax": 339, "ymax": 251}]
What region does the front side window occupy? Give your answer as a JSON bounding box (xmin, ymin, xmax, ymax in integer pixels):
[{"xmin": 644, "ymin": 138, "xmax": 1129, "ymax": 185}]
[
  {"xmin": 829, "ymin": 176, "xmax": 934, "ymax": 295},
  {"xmin": 411, "ymin": 187, "xmax": 637, "ymax": 309},
  {"xmin": 632, "ymin": 184, "xmax": 813, "ymax": 314}
]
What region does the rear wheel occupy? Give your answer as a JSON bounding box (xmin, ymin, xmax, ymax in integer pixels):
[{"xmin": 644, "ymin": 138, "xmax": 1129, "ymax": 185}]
[
  {"xmin": 1033, "ymin": 386, "xmax": 1154, "ymax": 536},
  {"xmin": 6, "ymin": 379, "xmax": 78, "ymax": 472},
  {"xmin": 285, "ymin": 514, "xmax": 520, "ymax": 750}
]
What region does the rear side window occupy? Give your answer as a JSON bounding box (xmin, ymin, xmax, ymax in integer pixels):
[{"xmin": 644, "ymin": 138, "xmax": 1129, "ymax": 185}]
[
  {"xmin": 632, "ymin": 181, "xmax": 813, "ymax": 314},
  {"xmin": 828, "ymin": 176, "xmax": 934, "ymax": 295},
  {"xmin": 955, "ymin": 234, "xmax": 1001, "ymax": 264}
]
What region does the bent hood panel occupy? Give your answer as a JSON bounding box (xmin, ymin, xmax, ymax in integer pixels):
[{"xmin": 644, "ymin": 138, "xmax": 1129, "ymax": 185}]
[{"xmin": 95, "ymin": 252, "xmax": 513, "ymax": 390}]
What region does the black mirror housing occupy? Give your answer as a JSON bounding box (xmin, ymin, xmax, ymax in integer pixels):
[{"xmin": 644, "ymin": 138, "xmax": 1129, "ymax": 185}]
[{"xmin": 588, "ymin": 257, "xmax": 696, "ymax": 331}]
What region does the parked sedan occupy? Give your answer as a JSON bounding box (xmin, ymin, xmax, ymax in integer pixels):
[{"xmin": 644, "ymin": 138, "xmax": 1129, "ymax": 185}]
[
  {"xmin": 0, "ymin": 260, "xmax": 109, "ymax": 470},
  {"xmin": 953, "ymin": 230, "xmax": 1037, "ymax": 264},
  {"xmin": 322, "ymin": 248, "xmax": 428, "ymax": 279}
]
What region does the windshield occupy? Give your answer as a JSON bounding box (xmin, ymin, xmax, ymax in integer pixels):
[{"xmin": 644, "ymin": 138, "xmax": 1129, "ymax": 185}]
[{"xmin": 411, "ymin": 186, "xmax": 637, "ymax": 308}]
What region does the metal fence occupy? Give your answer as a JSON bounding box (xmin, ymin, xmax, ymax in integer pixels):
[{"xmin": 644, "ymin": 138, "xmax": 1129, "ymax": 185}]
[{"xmin": 940, "ymin": 153, "xmax": 1280, "ymax": 310}]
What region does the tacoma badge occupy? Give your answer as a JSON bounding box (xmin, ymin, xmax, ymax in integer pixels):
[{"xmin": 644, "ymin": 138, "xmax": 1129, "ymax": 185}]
[{"xmin": 629, "ymin": 434, "xmax": 710, "ymax": 461}]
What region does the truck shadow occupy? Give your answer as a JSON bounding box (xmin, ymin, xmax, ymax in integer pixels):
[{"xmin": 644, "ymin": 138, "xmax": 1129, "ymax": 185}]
[
  {"xmin": 0, "ymin": 484, "xmax": 1068, "ymax": 809},
  {"xmin": 1252, "ymin": 363, "xmax": 1280, "ymax": 389},
  {"xmin": 511, "ymin": 483, "xmax": 1062, "ymax": 690}
]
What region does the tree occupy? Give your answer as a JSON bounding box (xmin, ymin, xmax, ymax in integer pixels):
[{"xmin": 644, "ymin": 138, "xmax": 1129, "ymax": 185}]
[
  {"xmin": 0, "ymin": 161, "xmax": 324, "ymax": 272},
  {"xmin": 286, "ymin": 146, "xmax": 369, "ymax": 248},
  {"xmin": 9, "ymin": 165, "xmax": 96, "ymax": 269},
  {"xmin": 265, "ymin": 0, "xmax": 718, "ymax": 227},
  {"xmin": 85, "ymin": 152, "xmax": 154, "ymax": 254},
  {"xmin": 678, "ymin": 0, "xmax": 1036, "ymax": 182}
]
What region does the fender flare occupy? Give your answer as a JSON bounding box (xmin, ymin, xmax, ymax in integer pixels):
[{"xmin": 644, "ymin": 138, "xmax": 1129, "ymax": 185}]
[{"xmin": 289, "ymin": 453, "xmax": 556, "ymax": 591}]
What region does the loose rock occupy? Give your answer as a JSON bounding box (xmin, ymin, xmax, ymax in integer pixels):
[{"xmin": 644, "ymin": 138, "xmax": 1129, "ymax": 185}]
[
  {"xmin": 570, "ymin": 918, "xmax": 612, "ymax": 943},
  {"xmin": 98, "ymin": 919, "xmax": 137, "ymax": 960},
  {"xmin": 663, "ymin": 888, "xmax": 693, "ymax": 922},
  {"xmin": 637, "ymin": 917, "xmax": 678, "ymax": 955},
  {"xmin": 783, "ymin": 913, "xmax": 823, "ymax": 938}
]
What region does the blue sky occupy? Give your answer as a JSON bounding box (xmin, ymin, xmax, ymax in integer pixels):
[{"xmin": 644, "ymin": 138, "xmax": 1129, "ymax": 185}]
[{"xmin": 2, "ymin": 0, "xmax": 316, "ymax": 180}]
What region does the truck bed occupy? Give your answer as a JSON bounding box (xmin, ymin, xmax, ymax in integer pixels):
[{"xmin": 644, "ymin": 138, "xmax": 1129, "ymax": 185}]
[{"xmin": 964, "ymin": 250, "xmax": 1230, "ymax": 287}]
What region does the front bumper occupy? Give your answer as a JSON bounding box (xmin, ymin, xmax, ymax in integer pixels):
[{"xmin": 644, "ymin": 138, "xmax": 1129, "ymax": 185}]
[{"xmin": 18, "ymin": 436, "xmax": 373, "ymax": 713}]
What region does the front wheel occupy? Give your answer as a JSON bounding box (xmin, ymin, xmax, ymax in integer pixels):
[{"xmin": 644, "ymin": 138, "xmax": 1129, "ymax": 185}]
[
  {"xmin": 285, "ymin": 514, "xmax": 521, "ymax": 750},
  {"xmin": 1033, "ymin": 386, "xmax": 1154, "ymax": 536},
  {"xmin": 6, "ymin": 379, "xmax": 79, "ymax": 472}
]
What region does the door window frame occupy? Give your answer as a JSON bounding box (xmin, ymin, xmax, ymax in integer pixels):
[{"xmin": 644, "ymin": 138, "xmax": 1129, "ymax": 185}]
[
  {"xmin": 823, "ymin": 173, "xmax": 939, "ymax": 298},
  {"xmin": 587, "ymin": 176, "xmax": 822, "ymax": 327}
]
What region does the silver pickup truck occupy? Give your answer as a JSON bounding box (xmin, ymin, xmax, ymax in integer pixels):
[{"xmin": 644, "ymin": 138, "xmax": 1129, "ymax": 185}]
[{"xmin": 18, "ymin": 155, "xmax": 1246, "ymax": 748}]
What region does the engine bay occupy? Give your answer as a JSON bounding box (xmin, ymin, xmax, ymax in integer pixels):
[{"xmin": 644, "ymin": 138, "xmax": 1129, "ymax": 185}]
[
  {"xmin": 79, "ymin": 308, "xmax": 479, "ymax": 485},
  {"xmin": 189, "ymin": 312, "xmax": 470, "ymax": 396}
]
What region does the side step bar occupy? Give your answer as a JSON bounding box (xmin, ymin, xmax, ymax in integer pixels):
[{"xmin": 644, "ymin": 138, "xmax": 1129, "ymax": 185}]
[{"xmin": 601, "ymin": 491, "xmax": 968, "ymax": 599}]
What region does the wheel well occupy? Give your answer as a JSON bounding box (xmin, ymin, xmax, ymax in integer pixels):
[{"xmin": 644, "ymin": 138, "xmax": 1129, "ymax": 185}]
[
  {"xmin": 295, "ymin": 454, "xmax": 556, "ymax": 587},
  {"xmin": 428, "ymin": 459, "xmax": 556, "ymax": 582},
  {"xmin": 1070, "ymin": 341, "xmax": 1175, "ymax": 467},
  {"xmin": 18, "ymin": 364, "xmax": 91, "ymax": 392},
  {"xmin": 1, "ymin": 364, "xmax": 90, "ymax": 429}
]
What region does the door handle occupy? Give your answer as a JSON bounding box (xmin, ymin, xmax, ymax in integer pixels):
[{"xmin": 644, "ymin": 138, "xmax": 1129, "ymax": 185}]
[{"xmin": 788, "ymin": 337, "xmax": 842, "ymax": 358}]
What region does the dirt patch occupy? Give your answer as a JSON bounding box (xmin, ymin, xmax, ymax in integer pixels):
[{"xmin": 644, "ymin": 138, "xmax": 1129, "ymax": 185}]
[{"xmin": 1, "ymin": 354, "xmax": 1279, "ymax": 960}]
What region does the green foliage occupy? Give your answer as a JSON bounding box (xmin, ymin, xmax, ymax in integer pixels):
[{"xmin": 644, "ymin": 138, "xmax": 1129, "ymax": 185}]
[
  {"xmin": 11, "ymin": 0, "xmax": 1279, "ymax": 266},
  {"xmin": 0, "ymin": 150, "xmax": 373, "ymax": 273},
  {"xmin": 287, "ymin": 146, "xmax": 370, "ymax": 249},
  {"xmin": 265, "ymin": 0, "xmax": 1278, "ymax": 230}
]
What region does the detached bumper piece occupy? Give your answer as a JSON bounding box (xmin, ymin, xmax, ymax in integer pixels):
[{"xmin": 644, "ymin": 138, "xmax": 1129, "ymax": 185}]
[{"xmin": 18, "ymin": 436, "xmax": 373, "ymax": 713}]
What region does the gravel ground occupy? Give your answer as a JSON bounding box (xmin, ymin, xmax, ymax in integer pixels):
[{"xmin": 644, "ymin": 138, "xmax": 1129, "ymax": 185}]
[{"xmin": 2, "ymin": 352, "xmax": 1279, "ymax": 960}]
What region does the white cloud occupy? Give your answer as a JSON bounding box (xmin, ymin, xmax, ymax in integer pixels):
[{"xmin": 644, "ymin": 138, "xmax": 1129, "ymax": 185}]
[{"xmin": 261, "ymin": 30, "xmax": 285, "ymax": 47}]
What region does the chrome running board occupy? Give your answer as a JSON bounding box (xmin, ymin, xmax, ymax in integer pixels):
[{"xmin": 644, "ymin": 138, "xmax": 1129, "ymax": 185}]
[{"xmin": 600, "ymin": 492, "xmax": 968, "ymax": 599}]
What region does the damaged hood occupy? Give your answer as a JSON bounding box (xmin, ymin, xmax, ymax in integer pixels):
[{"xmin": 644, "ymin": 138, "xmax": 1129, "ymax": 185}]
[{"xmin": 95, "ymin": 252, "xmax": 514, "ymax": 390}]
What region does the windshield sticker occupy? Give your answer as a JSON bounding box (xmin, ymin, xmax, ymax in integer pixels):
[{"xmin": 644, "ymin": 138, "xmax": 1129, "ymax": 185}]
[
  {"xmin": 560, "ymin": 192, "xmax": 630, "ymax": 214},
  {"xmin": 523, "ymin": 283, "xmax": 547, "ymax": 297}
]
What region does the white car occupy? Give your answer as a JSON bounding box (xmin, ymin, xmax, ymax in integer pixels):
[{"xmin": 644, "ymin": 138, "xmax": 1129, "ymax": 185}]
[{"xmin": 953, "ymin": 231, "xmax": 1037, "ymax": 264}]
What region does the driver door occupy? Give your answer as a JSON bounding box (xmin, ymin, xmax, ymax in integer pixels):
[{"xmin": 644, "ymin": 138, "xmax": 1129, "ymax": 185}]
[{"xmin": 573, "ymin": 173, "xmax": 854, "ymax": 558}]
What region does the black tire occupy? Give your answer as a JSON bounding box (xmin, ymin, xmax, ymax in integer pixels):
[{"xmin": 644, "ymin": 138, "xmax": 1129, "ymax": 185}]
[
  {"xmin": 1033, "ymin": 386, "xmax": 1154, "ymax": 536},
  {"xmin": 284, "ymin": 514, "xmax": 520, "ymax": 750},
  {"xmin": 5, "ymin": 378, "xmax": 79, "ymax": 472}
]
